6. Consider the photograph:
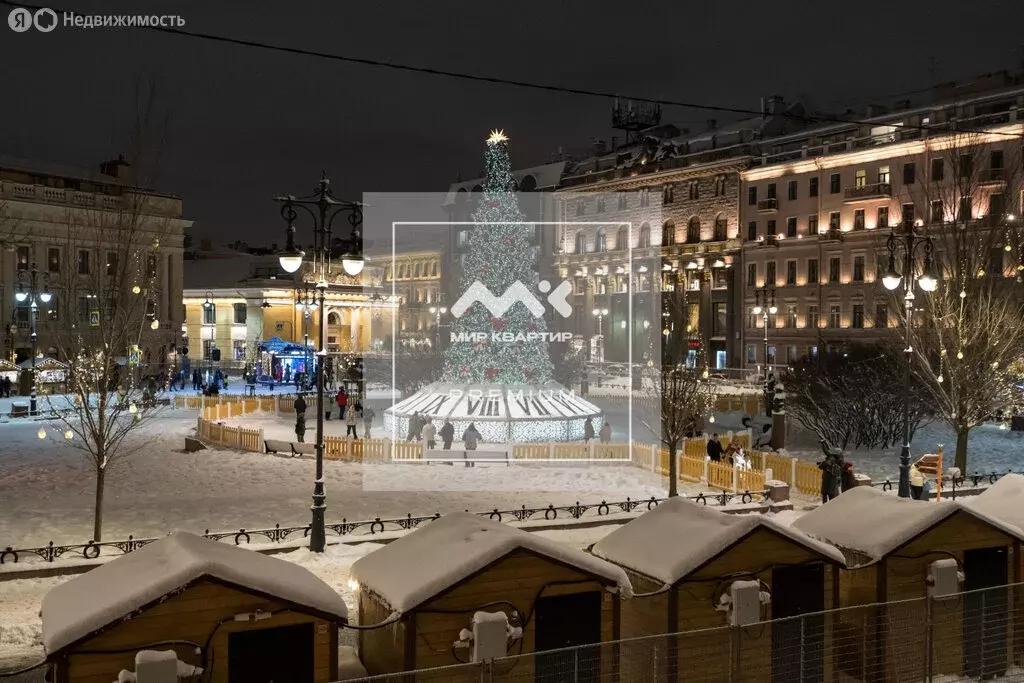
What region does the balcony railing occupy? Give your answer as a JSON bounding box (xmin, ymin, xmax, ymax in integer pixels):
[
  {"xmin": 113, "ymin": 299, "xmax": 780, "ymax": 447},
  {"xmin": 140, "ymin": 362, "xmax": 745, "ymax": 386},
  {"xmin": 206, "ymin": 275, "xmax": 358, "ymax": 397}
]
[
  {"xmin": 819, "ymin": 228, "xmax": 844, "ymax": 243},
  {"xmin": 844, "ymin": 183, "xmax": 891, "ymax": 202},
  {"xmin": 979, "ymin": 168, "xmax": 1007, "ymax": 185},
  {"xmin": 756, "ymin": 198, "xmax": 778, "ymax": 213}
]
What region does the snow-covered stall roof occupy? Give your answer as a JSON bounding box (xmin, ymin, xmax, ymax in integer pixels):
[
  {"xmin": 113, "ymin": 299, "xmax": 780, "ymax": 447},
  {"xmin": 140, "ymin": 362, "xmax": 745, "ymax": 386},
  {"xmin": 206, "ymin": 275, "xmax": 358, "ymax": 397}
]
[
  {"xmin": 968, "ymin": 473, "xmax": 1024, "ymax": 531},
  {"xmin": 590, "ymin": 498, "xmax": 845, "ymax": 586},
  {"xmin": 41, "ymin": 531, "xmax": 348, "ymax": 654},
  {"xmin": 792, "ymin": 486, "xmax": 1024, "ymax": 566},
  {"xmin": 349, "ymin": 512, "xmax": 632, "ymax": 613}
]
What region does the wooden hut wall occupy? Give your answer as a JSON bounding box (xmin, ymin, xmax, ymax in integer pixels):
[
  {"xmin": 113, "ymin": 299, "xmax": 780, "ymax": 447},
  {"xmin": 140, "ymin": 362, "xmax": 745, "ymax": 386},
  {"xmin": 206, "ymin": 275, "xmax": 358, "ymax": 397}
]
[
  {"xmin": 411, "ymin": 548, "xmax": 618, "ymax": 683},
  {"xmin": 618, "ymin": 570, "xmax": 669, "ymax": 682},
  {"xmin": 62, "ymin": 580, "xmax": 335, "ymax": 683},
  {"xmin": 358, "ymin": 591, "xmax": 407, "ymax": 676}
]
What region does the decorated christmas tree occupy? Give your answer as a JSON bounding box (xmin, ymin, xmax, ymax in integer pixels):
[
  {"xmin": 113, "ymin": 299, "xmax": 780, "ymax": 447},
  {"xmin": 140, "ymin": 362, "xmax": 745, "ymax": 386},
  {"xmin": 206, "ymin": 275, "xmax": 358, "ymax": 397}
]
[{"xmin": 442, "ymin": 130, "xmax": 555, "ymax": 385}]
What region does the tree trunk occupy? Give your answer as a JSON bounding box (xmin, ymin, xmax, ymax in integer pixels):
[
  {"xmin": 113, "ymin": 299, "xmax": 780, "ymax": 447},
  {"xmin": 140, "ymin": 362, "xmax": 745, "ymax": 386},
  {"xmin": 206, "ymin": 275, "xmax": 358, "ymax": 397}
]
[
  {"xmin": 668, "ymin": 445, "xmax": 678, "ymax": 498},
  {"xmin": 954, "ymin": 428, "xmax": 969, "ymax": 473},
  {"xmin": 93, "ymin": 466, "xmax": 106, "ymax": 542}
]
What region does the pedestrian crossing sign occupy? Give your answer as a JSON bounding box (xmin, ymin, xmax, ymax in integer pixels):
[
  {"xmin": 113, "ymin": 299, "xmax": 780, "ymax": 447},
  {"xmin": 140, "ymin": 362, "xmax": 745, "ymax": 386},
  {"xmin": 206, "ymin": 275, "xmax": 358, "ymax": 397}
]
[
  {"xmin": 89, "ymin": 311, "xmax": 100, "ymax": 326},
  {"xmin": 128, "ymin": 346, "xmax": 141, "ymax": 366}
]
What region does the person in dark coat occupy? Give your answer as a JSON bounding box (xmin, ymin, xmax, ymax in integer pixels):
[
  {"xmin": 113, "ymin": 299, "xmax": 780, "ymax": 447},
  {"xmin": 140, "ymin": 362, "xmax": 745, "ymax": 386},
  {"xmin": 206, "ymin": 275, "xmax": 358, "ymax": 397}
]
[
  {"xmin": 817, "ymin": 451, "xmax": 843, "ymax": 504},
  {"xmin": 439, "ymin": 419, "xmax": 454, "ymax": 450},
  {"xmin": 293, "ymin": 394, "xmax": 307, "ymax": 443},
  {"xmin": 841, "ymin": 461, "xmax": 857, "ymax": 492},
  {"xmin": 583, "ymin": 417, "xmax": 595, "ymax": 444},
  {"xmin": 706, "ymin": 434, "xmax": 723, "ymax": 462}
]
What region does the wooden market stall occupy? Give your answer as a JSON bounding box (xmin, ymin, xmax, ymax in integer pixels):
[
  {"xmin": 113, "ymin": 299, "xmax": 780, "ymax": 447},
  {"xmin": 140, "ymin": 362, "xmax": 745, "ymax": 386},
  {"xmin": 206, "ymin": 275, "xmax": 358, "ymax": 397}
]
[
  {"xmin": 350, "ymin": 512, "xmax": 632, "ymax": 682},
  {"xmin": 590, "ymin": 497, "xmax": 846, "ymax": 683},
  {"xmin": 41, "ymin": 532, "xmax": 348, "ymax": 683},
  {"xmin": 0, "ymin": 357, "xmax": 17, "ymax": 385},
  {"xmin": 18, "ymin": 356, "xmax": 68, "ymax": 395},
  {"xmin": 793, "ymin": 486, "xmax": 1024, "ymax": 682},
  {"xmin": 968, "ymin": 473, "xmax": 1024, "ymax": 667}
]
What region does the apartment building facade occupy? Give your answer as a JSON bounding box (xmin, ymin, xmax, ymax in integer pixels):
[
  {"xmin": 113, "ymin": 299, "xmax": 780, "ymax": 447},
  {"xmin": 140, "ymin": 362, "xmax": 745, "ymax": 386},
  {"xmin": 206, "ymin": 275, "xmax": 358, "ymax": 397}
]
[
  {"xmin": 739, "ymin": 73, "xmax": 1024, "ymax": 369},
  {"xmin": 0, "ymin": 156, "xmax": 189, "ymax": 370}
]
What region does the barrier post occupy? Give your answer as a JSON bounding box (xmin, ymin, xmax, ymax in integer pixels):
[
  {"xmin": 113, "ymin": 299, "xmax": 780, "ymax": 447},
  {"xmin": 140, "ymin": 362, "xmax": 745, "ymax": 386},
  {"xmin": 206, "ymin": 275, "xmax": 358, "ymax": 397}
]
[{"xmin": 732, "ymin": 464, "xmax": 739, "ymax": 492}]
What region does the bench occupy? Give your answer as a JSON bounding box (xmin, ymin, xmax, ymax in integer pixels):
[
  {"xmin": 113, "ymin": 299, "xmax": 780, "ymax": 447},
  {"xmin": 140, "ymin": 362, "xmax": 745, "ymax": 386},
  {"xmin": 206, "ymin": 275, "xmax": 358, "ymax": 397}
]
[
  {"xmin": 184, "ymin": 437, "xmax": 207, "ymax": 452},
  {"xmin": 291, "ymin": 442, "xmax": 316, "ymax": 456},
  {"xmin": 9, "ymin": 403, "xmax": 28, "ymax": 418},
  {"xmin": 264, "ymin": 439, "xmax": 292, "ymax": 454},
  {"xmin": 155, "ymin": 397, "xmax": 171, "ymax": 407}
]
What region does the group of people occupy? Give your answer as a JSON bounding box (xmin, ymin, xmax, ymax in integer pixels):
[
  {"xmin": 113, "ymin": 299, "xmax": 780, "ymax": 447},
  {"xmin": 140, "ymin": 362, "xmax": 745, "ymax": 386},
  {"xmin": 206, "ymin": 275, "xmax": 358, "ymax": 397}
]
[
  {"xmin": 582, "ymin": 417, "xmax": 613, "ymax": 444},
  {"xmin": 705, "ymin": 433, "xmax": 752, "ymax": 468},
  {"xmin": 817, "ymin": 444, "xmax": 857, "ymax": 504},
  {"xmin": 0, "ymin": 376, "xmax": 13, "ymax": 397},
  {"xmin": 292, "ymin": 390, "xmax": 375, "ymax": 443},
  {"xmin": 405, "ymin": 412, "xmax": 480, "ymax": 450}
]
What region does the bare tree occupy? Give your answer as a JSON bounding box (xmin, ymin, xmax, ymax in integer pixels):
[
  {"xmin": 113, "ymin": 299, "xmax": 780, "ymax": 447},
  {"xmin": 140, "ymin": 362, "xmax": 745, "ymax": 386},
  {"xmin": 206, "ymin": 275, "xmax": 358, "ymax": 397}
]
[
  {"xmin": 891, "ymin": 129, "xmax": 1024, "ymax": 471},
  {"xmin": 43, "ymin": 79, "xmax": 180, "ymax": 541},
  {"xmin": 785, "ymin": 345, "xmax": 933, "ymax": 451},
  {"xmin": 641, "ymin": 276, "xmax": 715, "ymax": 497}
]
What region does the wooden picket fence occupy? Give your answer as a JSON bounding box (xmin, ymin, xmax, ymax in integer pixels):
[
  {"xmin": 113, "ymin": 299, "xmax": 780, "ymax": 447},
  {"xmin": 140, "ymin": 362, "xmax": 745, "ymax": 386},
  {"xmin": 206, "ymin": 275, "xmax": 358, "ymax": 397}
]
[
  {"xmin": 177, "ymin": 394, "xmax": 315, "ymax": 418},
  {"xmin": 195, "ymin": 416, "xmax": 264, "ymax": 453}
]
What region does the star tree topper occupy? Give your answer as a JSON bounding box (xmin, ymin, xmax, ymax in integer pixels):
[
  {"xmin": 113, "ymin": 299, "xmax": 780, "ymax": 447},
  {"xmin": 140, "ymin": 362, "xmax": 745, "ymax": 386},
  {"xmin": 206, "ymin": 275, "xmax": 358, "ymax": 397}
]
[{"xmin": 487, "ymin": 129, "xmax": 509, "ymax": 145}]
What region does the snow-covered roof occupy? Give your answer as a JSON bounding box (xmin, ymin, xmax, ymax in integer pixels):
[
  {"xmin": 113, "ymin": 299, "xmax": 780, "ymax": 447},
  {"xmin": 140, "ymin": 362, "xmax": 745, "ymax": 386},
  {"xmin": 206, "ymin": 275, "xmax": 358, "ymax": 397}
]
[
  {"xmin": 41, "ymin": 532, "xmax": 348, "ymax": 654},
  {"xmin": 590, "ymin": 498, "xmax": 844, "ymax": 586},
  {"xmin": 792, "ymin": 486, "xmax": 1024, "ymax": 566},
  {"xmin": 968, "ymin": 474, "xmax": 1024, "ymax": 531},
  {"xmin": 349, "ymin": 512, "xmax": 632, "ymax": 613}
]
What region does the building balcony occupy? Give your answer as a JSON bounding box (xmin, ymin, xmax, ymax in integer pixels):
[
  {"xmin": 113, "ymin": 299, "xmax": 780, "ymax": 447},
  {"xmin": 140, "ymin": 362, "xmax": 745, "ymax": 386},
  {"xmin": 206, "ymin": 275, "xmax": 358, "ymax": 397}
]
[
  {"xmin": 979, "ymin": 168, "xmax": 1007, "ymax": 186},
  {"xmin": 844, "ymin": 183, "xmax": 891, "ymax": 203},
  {"xmin": 754, "ymin": 235, "xmax": 780, "ymax": 248},
  {"xmin": 757, "ymin": 198, "xmax": 778, "ymax": 213},
  {"xmin": 819, "ymin": 229, "xmax": 844, "ymax": 243}
]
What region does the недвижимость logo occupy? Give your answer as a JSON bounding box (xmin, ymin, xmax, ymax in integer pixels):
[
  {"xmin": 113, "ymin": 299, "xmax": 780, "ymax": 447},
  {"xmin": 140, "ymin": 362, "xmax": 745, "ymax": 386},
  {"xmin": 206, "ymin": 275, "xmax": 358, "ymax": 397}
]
[{"xmin": 450, "ymin": 279, "xmax": 572, "ymax": 319}]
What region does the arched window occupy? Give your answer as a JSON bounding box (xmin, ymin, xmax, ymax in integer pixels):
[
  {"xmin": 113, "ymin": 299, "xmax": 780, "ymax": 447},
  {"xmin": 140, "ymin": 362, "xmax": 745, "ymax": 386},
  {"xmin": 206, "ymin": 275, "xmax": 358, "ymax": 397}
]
[
  {"xmin": 639, "ymin": 223, "xmax": 651, "ymax": 248},
  {"xmin": 616, "ymin": 226, "xmax": 628, "ymax": 251},
  {"xmin": 575, "ymin": 232, "xmax": 586, "ymax": 254},
  {"xmin": 596, "ymin": 228, "xmax": 606, "ymax": 253},
  {"xmin": 713, "ymin": 214, "xmax": 728, "ymax": 241},
  {"xmin": 662, "ymin": 221, "xmax": 676, "ymax": 246},
  {"xmin": 328, "ymin": 312, "xmax": 341, "ymax": 325},
  {"xmin": 687, "ymin": 217, "xmax": 701, "ymax": 243},
  {"xmin": 520, "ymin": 174, "xmax": 537, "ymax": 192}
]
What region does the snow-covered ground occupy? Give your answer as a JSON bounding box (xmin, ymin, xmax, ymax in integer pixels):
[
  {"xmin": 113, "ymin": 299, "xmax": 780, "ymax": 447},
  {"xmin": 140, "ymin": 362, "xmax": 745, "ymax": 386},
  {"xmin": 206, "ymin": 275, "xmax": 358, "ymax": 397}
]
[
  {"xmin": 0, "ymin": 408, "xmax": 678, "ymax": 549},
  {"xmin": 709, "ymin": 409, "xmax": 1024, "ymax": 481}
]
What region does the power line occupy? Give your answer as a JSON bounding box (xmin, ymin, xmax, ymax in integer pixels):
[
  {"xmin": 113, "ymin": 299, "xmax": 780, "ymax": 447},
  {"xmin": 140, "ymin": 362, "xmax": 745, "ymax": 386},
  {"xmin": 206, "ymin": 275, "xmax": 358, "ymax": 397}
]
[{"xmin": 5, "ymin": 0, "xmax": 1024, "ymax": 140}]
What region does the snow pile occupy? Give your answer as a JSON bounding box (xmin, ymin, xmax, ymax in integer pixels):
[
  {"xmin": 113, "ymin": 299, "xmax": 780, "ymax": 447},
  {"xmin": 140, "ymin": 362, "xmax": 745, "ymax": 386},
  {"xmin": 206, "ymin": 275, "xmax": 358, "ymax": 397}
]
[
  {"xmin": 591, "ymin": 497, "xmax": 843, "ymax": 586},
  {"xmin": 967, "ymin": 473, "xmax": 1024, "ymax": 530},
  {"xmin": 337, "ymin": 646, "xmax": 368, "ymax": 680},
  {"xmin": 792, "ymin": 487, "xmax": 1024, "ymax": 566},
  {"xmin": 350, "ymin": 512, "xmax": 632, "ymax": 613},
  {"xmin": 40, "ymin": 532, "xmax": 348, "ymax": 654}
]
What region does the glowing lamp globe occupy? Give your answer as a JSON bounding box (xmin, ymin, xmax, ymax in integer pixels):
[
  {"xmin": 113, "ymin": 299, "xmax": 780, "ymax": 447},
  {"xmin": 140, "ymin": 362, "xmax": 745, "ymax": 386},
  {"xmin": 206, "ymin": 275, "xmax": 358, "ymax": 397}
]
[
  {"xmin": 150, "ymin": 319, "xmax": 160, "ymax": 330},
  {"xmin": 131, "ymin": 285, "xmax": 142, "ymax": 295},
  {"xmin": 341, "ymin": 255, "xmax": 364, "ymax": 276},
  {"xmin": 39, "ymin": 291, "xmax": 52, "ymax": 303},
  {"xmin": 768, "ymin": 305, "xmax": 778, "ymax": 315},
  {"xmin": 128, "ymin": 402, "xmax": 138, "ymax": 414},
  {"xmin": 37, "ymin": 427, "xmax": 46, "ymax": 440},
  {"xmin": 752, "ymin": 305, "xmax": 762, "ymax": 315},
  {"xmin": 882, "ymin": 272, "xmax": 903, "ymax": 290},
  {"xmin": 64, "ymin": 429, "xmax": 73, "ymax": 440},
  {"xmin": 917, "ymin": 273, "xmax": 938, "ymax": 292},
  {"xmin": 14, "ymin": 291, "xmax": 27, "ymax": 303},
  {"xmin": 278, "ymin": 251, "xmax": 305, "ymax": 273}
]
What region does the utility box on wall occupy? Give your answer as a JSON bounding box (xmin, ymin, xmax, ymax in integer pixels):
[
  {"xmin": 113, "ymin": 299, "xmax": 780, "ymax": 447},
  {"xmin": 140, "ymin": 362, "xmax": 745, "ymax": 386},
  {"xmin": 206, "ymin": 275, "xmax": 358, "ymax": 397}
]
[
  {"xmin": 928, "ymin": 558, "xmax": 962, "ymax": 598},
  {"xmin": 471, "ymin": 611, "xmax": 509, "ymax": 663},
  {"xmin": 729, "ymin": 580, "xmax": 763, "ymax": 626}
]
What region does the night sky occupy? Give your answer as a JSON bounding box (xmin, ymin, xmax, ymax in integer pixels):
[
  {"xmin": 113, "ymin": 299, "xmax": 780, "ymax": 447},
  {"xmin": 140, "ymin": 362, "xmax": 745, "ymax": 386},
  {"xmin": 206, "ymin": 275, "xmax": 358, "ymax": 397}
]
[{"xmin": 2, "ymin": 0, "xmax": 1023, "ymax": 244}]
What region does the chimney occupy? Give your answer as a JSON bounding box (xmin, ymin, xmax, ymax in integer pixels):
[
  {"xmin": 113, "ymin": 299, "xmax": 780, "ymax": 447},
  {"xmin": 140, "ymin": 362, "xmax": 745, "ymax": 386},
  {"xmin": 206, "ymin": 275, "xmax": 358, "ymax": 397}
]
[
  {"xmin": 593, "ymin": 139, "xmax": 607, "ymax": 156},
  {"xmin": 767, "ymin": 96, "xmax": 785, "ymax": 115},
  {"xmin": 99, "ymin": 153, "xmax": 129, "ymax": 178},
  {"xmin": 707, "ymin": 119, "xmax": 717, "ymax": 131}
]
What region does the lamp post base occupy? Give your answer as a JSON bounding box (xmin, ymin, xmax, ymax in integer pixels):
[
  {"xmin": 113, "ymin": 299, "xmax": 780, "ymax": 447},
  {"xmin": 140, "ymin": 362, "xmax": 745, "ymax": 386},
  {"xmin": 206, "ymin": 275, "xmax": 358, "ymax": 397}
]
[
  {"xmin": 309, "ymin": 483, "xmax": 326, "ymax": 553},
  {"xmin": 897, "ymin": 444, "xmax": 912, "ymax": 498}
]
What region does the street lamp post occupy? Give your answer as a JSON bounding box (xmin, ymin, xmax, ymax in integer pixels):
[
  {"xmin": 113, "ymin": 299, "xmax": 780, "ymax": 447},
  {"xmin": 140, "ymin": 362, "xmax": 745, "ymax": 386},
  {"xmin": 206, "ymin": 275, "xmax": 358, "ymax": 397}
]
[
  {"xmin": 883, "ymin": 219, "xmax": 937, "ymax": 498},
  {"xmin": 592, "ymin": 307, "xmax": 608, "ymax": 363},
  {"xmin": 296, "ymin": 284, "xmax": 318, "ymax": 390},
  {"xmin": 428, "ymin": 304, "xmax": 448, "ymax": 349},
  {"xmin": 274, "ymin": 173, "xmax": 363, "ymax": 554},
  {"xmin": 14, "ymin": 262, "xmax": 52, "ymax": 416},
  {"xmin": 752, "ymin": 285, "xmax": 777, "ymax": 417}
]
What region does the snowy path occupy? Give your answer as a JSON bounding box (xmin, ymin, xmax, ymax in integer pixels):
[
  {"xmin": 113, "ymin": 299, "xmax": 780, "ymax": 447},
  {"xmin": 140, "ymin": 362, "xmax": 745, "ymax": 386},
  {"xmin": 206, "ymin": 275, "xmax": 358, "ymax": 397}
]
[{"xmin": 0, "ymin": 411, "xmax": 675, "ymax": 549}]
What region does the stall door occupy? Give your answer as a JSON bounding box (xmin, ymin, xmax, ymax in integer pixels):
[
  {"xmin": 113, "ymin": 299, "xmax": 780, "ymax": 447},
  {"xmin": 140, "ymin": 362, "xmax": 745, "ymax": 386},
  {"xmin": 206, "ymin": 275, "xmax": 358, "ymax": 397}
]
[
  {"xmin": 228, "ymin": 622, "xmax": 314, "ymax": 683},
  {"xmin": 772, "ymin": 563, "xmax": 825, "ymax": 683},
  {"xmin": 963, "ymin": 546, "xmax": 1009, "ymax": 679},
  {"xmin": 534, "ymin": 592, "xmax": 602, "ymax": 683}
]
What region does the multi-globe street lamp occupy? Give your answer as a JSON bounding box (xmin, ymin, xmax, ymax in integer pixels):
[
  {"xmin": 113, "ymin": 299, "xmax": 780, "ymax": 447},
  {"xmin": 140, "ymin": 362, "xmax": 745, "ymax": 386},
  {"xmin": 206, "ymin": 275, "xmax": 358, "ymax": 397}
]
[
  {"xmin": 752, "ymin": 285, "xmax": 777, "ymax": 416},
  {"xmin": 592, "ymin": 307, "xmax": 609, "ymax": 362},
  {"xmin": 14, "ymin": 262, "xmax": 52, "ymax": 416},
  {"xmin": 428, "ymin": 304, "xmax": 448, "ymax": 349},
  {"xmin": 274, "ymin": 173, "xmax": 363, "ymax": 553},
  {"xmin": 883, "ymin": 218, "xmax": 937, "ymax": 499}
]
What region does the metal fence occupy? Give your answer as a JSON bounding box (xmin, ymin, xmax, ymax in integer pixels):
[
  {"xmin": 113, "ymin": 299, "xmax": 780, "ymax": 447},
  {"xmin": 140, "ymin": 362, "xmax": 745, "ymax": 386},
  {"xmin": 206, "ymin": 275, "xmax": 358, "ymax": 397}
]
[{"xmin": 338, "ymin": 582, "xmax": 1024, "ymax": 682}]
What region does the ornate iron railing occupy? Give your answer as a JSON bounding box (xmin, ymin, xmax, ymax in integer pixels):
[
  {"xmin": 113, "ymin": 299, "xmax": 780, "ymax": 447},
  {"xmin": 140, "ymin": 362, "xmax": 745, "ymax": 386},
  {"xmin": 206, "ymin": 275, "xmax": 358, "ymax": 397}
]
[
  {"xmin": 0, "ymin": 491, "xmax": 766, "ymax": 566},
  {"xmin": 870, "ymin": 468, "xmax": 1023, "ymax": 499}
]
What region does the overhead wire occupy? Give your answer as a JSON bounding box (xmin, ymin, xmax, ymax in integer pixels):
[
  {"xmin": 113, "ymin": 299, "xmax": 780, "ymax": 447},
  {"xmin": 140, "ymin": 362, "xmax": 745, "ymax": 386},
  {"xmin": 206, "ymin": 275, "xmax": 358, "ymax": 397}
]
[{"xmin": 3, "ymin": 0, "xmax": 1023, "ymax": 140}]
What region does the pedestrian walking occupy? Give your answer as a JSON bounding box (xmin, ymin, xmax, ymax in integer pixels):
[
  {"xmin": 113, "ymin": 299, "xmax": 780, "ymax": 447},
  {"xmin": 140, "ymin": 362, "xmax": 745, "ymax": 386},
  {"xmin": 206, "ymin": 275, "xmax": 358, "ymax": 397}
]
[
  {"xmin": 406, "ymin": 411, "xmax": 421, "ymax": 442},
  {"xmin": 599, "ymin": 421, "xmax": 611, "ymax": 445},
  {"xmin": 910, "ymin": 460, "xmax": 926, "ymax": 500},
  {"xmin": 706, "ymin": 433, "xmax": 723, "ymax": 463},
  {"xmin": 817, "ymin": 441, "xmax": 843, "ymax": 504},
  {"xmin": 440, "ymin": 419, "xmax": 454, "ymax": 450},
  {"xmin": 583, "ymin": 417, "xmax": 595, "ymax": 444},
  {"xmin": 462, "ymin": 422, "xmax": 481, "ymax": 450},
  {"xmin": 345, "ymin": 404, "xmax": 359, "ymax": 438},
  {"xmin": 362, "ymin": 406, "xmax": 375, "ymax": 439},
  {"xmin": 422, "ymin": 419, "xmax": 436, "ymax": 450},
  {"xmin": 841, "ymin": 461, "xmax": 857, "ymax": 492},
  {"xmin": 335, "ymin": 388, "xmax": 348, "ymax": 420},
  {"xmin": 294, "ymin": 394, "xmax": 307, "ymax": 444}
]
